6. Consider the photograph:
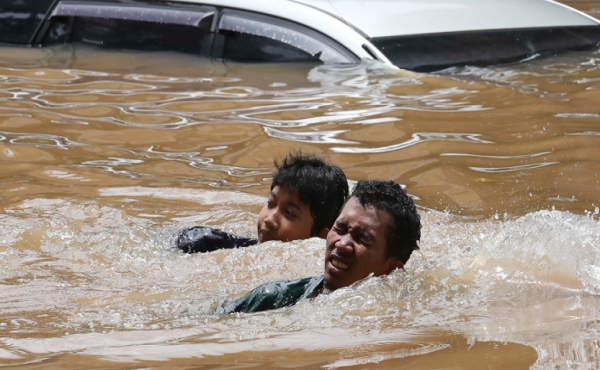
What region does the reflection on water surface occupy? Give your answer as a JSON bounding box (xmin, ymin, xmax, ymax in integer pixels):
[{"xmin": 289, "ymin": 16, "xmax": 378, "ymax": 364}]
[{"xmin": 1, "ymin": 3, "xmax": 600, "ymax": 368}]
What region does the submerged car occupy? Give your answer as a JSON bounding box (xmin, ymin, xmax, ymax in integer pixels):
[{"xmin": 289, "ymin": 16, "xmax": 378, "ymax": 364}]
[{"xmin": 2, "ymin": 0, "xmax": 600, "ymax": 71}]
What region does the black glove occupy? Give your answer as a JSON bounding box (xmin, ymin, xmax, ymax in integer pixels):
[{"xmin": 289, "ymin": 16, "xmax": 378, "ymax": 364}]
[{"xmin": 176, "ymin": 226, "xmax": 258, "ymax": 253}]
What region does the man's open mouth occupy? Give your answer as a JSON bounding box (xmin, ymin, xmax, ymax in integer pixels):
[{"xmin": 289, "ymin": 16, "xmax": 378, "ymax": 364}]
[{"xmin": 331, "ymin": 259, "xmax": 349, "ymax": 270}]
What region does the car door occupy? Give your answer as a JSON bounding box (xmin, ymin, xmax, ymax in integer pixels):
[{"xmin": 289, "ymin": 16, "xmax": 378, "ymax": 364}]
[
  {"xmin": 212, "ymin": 9, "xmax": 358, "ymax": 64},
  {"xmin": 26, "ymin": 0, "xmax": 357, "ymax": 65},
  {"xmin": 32, "ymin": 0, "xmax": 216, "ymax": 58},
  {"xmin": 0, "ymin": 0, "xmax": 55, "ymax": 45}
]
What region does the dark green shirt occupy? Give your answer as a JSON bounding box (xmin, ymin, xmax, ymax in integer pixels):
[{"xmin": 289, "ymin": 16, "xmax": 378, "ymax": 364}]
[{"xmin": 216, "ymin": 276, "xmax": 324, "ymax": 314}]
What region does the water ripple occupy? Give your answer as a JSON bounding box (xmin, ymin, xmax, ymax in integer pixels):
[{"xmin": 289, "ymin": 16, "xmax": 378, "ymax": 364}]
[
  {"xmin": 555, "ymin": 113, "xmax": 600, "ymax": 119},
  {"xmin": 124, "ymin": 74, "xmax": 228, "ymax": 84},
  {"xmin": 264, "ymin": 127, "xmax": 357, "ymax": 144},
  {"xmin": 137, "ymin": 146, "xmax": 270, "ymax": 178},
  {"xmin": 331, "ymin": 133, "xmax": 493, "ymax": 154},
  {"xmin": 82, "ymin": 157, "xmax": 145, "ymax": 166},
  {"xmin": 567, "ymin": 131, "xmax": 600, "ymax": 136},
  {"xmin": 441, "ymin": 151, "xmax": 553, "ymax": 159},
  {"xmin": 469, "ymin": 162, "xmax": 558, "ymax": 173},
  {"xmin": 0, "ymin": 131, "xmax": 87, "ymax": 150}
]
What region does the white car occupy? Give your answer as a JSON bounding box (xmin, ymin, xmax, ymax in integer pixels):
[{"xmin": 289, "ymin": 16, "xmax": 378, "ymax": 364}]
[{"xmin": 2, "ymin": 0, "xmax": 600, "ymax": 71}]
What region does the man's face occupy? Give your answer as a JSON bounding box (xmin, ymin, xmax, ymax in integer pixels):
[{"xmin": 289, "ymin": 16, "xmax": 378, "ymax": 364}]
[
  {"xmin": 324, "ymin": 196, "xmax": 403, "ymax": 291},
  {"xmin": 257, "ymin": 185, "xmax": 313, "ymax": 243}
]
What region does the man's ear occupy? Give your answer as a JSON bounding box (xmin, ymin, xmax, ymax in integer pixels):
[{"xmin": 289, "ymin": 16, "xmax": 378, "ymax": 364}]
[{"xmin": 317, "ymin": 228, "xmax": 329, "ymax": 239}]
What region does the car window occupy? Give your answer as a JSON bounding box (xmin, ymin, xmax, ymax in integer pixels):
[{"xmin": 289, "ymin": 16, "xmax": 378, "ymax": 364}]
[
  {"xmin": 371, "ymin": 26, "xmax": 600, "ymax": 72},
  {"xmin": 40, "ymin": 1, "xmax": 214, "ymax": 55},
  {"xmin": 0, "ymin": 0, "xmax": 54, "ymax": 45},
  {"xmin": 216, "ymin": 11, "xmax": 356, "ymax": 64}
]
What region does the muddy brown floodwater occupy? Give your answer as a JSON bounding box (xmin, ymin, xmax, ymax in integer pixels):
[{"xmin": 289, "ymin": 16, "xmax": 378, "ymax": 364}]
[{"xmin": 1, "ymin": 1, "xmax": 600, "ymax": 369}]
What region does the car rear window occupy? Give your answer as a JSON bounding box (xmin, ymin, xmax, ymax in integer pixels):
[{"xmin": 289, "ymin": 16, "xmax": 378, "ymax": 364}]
[
  {"xmin": 40, "ymin": 2, "xmax": 215, "ymax": 55},
  {"xmin": 372, "ymin": 26, "xmax": 600, "ymax": 72},
  {"xmin": 0, "ymin": 0, "xmax": 55, "ymax": 45},
  {"xmin": 64, "ymin": 16, "xmax": 210, "ymax": 54}
]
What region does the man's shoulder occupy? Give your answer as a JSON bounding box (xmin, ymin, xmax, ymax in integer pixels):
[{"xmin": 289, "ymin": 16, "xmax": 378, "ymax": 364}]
[{"xmin": 216, "ymin": 276, "xmax": 323, "ymax": 314}]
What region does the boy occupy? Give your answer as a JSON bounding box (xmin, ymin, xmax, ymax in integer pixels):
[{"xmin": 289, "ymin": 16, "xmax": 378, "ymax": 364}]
[{"xmin": 177, "ymin": 153, "xmax": 348, "ymax": 253}]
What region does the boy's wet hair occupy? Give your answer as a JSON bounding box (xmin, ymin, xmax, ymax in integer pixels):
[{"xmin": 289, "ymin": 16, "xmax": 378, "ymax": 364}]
[
  {"xmin": 351, "ymin": 180, "xmax": 421, "ymax": 264},
  {"xmin": 271, "ymin": 153, "xmax": 348, "ymax": 236}
]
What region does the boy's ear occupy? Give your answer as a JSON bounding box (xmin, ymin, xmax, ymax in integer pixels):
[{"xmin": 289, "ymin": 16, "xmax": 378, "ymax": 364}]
[
  {"xmin": 317, "ymin": 228, "xmax": 329, "ymax": 239},
  {"xmin": 387, "ymin": 258, "xmax": 404, "ymax": 272}
]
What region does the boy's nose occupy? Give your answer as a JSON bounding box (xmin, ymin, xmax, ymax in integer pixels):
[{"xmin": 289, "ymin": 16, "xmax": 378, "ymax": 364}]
[{"xmin": 264, "ymin": 208, "xmax": 279, "ymax": 229}]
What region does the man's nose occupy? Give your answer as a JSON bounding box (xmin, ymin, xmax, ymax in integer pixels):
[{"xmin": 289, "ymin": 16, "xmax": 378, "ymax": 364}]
[{"xmin": 335, "ymin": 234, "xmax": 354, "ymax": 253}]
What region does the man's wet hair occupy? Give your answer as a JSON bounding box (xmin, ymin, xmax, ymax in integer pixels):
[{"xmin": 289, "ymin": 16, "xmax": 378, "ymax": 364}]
[
  {"xmin": 271, "ymin": 153, "xmax": 348, "ymax": 236},
  {"xmin": 351, "ymin": 180, "xmax": 421, "ymax": 264}
]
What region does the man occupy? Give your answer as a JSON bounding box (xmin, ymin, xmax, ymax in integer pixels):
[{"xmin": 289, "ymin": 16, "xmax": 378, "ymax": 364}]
[
  {"xmin": 177, "ymin": 153, "xmax": 348, "ymax": 252},
  {"xmin": 216, "ymin": 179, "xmax": 421, "ymax": 314}
]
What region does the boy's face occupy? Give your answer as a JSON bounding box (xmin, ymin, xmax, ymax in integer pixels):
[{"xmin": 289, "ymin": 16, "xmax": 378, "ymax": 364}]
[{"xmin": 257, "ymin": 185, "xmax": 314, "ymax": 243}]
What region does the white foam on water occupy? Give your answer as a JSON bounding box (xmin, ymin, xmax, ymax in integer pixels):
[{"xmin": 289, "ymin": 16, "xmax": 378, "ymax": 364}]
[{"xmin": 1, "ymin": 199, "xmax": 599, "ymax": 368}]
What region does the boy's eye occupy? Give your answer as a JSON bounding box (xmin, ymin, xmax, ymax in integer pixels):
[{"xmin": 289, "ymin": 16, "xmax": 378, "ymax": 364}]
[
  {"xmin": 267, "ymin": 199, "xmax": 275, "ymax": 208},
  {"xmin": 284, "ymin": 209, "xmax": 297, "ymax": 218}
]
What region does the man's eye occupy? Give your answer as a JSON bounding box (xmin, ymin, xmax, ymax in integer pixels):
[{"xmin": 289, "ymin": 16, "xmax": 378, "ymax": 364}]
[
  {"xmin": 267, "ymin": 200, "xmax": 274, "ymax": 208},
  {"xmin": 359, "ymin": 234, "xmax": 372, "ymax": 245},
  {"xmin": 333, "ymin": 225, "xmax": 346, "ymax": 233}
]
